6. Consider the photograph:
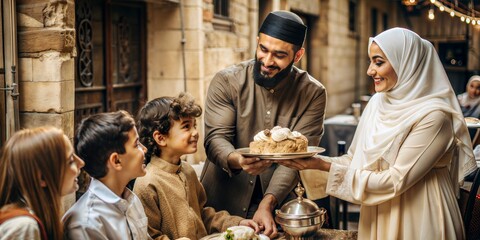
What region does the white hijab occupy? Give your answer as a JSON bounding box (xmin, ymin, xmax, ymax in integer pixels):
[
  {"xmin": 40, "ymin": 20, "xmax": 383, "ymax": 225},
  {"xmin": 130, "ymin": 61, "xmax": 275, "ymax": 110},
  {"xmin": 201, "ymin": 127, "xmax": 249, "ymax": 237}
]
[
  {"xmin": 458, "ymin": 75, "xmax": 480, "ymax": 108},
  {"xmin": 349, "ymin": 28, "xmax": 477, "ymax": 184}
]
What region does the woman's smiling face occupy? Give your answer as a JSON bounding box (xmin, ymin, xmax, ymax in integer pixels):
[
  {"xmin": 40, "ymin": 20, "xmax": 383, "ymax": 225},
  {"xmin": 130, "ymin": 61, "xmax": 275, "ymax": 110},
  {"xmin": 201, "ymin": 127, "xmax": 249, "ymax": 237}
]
[
  {"xmin": 367, "ymin": 42, "xmax": 398, "ymax": 93},
  {"xmin": 60, "ymin": 136, "xmax": 84, "ymax": 196}
]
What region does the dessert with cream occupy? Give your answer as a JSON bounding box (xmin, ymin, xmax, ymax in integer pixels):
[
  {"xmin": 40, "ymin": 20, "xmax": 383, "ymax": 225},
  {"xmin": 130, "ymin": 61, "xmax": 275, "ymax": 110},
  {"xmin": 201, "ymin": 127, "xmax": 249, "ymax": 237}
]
[
  {"xmin": 465, "ymin": 117, "xmax": 480, "ymax": 124},
  {"xmin": 249, "ymin": 126, "xmax": 308, "ymax": 154}
]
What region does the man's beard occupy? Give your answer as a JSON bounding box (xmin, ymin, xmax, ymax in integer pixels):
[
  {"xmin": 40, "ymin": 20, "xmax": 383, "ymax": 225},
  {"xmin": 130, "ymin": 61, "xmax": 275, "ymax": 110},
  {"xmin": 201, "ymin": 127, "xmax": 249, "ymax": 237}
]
[{"xmin": 253, "ymin": 57, "xmax": 294, "ymax": 89}]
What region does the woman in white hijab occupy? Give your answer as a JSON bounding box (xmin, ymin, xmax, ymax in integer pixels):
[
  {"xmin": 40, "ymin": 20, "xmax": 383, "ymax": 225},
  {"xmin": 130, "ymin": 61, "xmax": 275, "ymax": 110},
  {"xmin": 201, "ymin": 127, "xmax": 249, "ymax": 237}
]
[
  {"xmin": 458, "ymin": 75, "xmax": 480, "ymax": 118},
  {"xmin": 278, "ymin": 28, "xmax": 477, "ymax": 239}
]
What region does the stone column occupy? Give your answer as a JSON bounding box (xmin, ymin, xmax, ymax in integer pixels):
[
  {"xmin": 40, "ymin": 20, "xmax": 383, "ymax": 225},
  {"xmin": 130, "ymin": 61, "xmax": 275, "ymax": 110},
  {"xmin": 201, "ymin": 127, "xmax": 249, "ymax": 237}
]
[{"xmin": 16, "ymin": 0, "xmax": 76, "ymax": 212}]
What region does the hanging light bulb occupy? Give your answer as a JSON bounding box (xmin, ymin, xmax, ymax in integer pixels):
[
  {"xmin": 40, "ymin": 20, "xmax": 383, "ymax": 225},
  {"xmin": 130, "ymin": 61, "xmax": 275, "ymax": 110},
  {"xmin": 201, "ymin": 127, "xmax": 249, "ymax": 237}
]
[
  {"xmin": 409, "ymin": 0, "xmax": 415, "ymax": 3},
  {"xmin": 461, "ymin": 16, "xmax": 466, "ymax": 21},
  {"xmin": 430, "ymin": 0, "xmax": 436, "ymax": 3},
  {"xmin": 439, "ymin": 6, "xmax": 445, "ymax": 11},
  {"xmin": 473, "ymin": 20, "xmax": 477, "ymax": 25},
  {"xmin": 428, "ymin": 8, "xmax": 435, "ymax": 20},
  {"xmin": 466, "ymin": 18, "xmax": 471, "ymax": 24},
  {"xmin": 450, "ymin": 11, "xmax": 455, "ymax": 17}
]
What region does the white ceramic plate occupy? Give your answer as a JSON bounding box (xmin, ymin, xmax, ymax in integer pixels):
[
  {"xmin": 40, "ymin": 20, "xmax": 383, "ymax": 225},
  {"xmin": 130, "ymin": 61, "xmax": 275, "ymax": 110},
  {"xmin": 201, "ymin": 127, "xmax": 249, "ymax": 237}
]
[
  {"xmin": 236, "ymin": 146, "xmax": 325, "ymax": 160},
  {"xmin": 200, "ymin": 233, "xmax": 221, "ymax": 240},
  {"xmin": 200, "ymin": 233, "xmax": 269, "ymax": 240},
  {"xmin": 465, "ymin": 117, "xmax": 480, "ymax": 128},
  {"xmin": 467, "ymin": 122, "xmax": 480, "ymax": 128}
]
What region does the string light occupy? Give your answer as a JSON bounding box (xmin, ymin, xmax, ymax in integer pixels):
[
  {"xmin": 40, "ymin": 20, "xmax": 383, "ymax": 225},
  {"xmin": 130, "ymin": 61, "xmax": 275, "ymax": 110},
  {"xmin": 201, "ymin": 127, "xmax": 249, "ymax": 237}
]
[
  {"xmin": 428, "ymin": 0, "xmax": 479, "ymax": 25},
  {"xmin": 429, "ymin": 7, "xmax": 436, "ymax": 20}
]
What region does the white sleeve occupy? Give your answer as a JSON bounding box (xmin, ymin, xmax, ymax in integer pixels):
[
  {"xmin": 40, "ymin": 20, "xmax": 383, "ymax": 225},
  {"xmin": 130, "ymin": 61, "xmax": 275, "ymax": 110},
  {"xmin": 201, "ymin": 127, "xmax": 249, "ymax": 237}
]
[
  {"xmin": 65, "ymin": 224, "xmax": 110, "ymax": 240},
  {"xmin": 0, "ymin": 216, "xmax": 41, "ymax": 240},
  {"xmin": 326, "ymin": 111, "xmax": 454, "ymax": 205}
]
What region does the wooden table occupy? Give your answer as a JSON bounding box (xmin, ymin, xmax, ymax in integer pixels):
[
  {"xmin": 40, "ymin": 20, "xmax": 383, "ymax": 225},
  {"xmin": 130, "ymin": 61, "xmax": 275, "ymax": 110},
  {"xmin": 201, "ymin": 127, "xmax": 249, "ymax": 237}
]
[{"xmin": 276, "ymin": 229, "xmax": 358, "ymax": 240}]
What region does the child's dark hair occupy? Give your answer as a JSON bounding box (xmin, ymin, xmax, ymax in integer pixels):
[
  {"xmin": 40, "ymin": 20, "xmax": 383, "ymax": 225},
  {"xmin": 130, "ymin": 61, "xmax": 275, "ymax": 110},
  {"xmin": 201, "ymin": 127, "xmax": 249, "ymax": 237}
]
[
  {"xmin": 74, "ymin": 110, "xmax": 135, "ymax": 178},
  {"xmin": 137, "ymin": 92, "xmax": 202, "ymax": 163}
]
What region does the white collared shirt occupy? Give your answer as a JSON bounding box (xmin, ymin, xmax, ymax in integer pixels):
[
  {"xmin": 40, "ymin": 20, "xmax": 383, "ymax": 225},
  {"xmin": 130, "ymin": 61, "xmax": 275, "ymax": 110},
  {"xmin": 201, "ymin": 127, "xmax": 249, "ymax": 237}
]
[{"xmin": 63, "ymin": 178, "xmax": 151, "ymax": 240}]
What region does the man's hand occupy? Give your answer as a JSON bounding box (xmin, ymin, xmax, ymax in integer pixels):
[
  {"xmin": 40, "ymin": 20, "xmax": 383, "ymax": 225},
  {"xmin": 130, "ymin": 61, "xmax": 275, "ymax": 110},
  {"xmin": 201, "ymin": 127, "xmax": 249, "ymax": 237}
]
[
  {"xmin": 238, "ymin": 219, "xmax": 260, "ymax": 233},
  {"xmin": 228, "ymin": 152, "xmax": 272, "ymax": 175},
  {"xmin": 274, "ymin": 156, "xmax": 330, "ymax": 171},
  {"xmin": 252, "ymin": 194, "xmax": 278, "ymax": 239}
]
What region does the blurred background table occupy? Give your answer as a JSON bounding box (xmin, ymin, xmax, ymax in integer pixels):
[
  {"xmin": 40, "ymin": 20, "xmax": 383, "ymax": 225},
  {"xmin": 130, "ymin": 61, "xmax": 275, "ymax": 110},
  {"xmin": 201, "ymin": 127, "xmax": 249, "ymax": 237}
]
[{"xmin": 320, "ymin": 115, "xmax": 358, "ymax": 156}]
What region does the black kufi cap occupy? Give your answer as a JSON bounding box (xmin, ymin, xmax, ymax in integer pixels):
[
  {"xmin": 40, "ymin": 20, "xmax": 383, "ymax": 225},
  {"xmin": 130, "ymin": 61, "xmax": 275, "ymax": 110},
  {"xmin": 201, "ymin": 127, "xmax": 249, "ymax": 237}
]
[{"xmin": 259, "ymin": 11, "xmax": 307, "ymax": 46}]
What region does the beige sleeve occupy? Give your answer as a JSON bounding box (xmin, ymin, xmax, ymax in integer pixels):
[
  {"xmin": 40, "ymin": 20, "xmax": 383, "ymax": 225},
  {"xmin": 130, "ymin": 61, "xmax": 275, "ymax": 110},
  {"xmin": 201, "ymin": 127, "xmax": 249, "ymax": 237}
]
[
  {"xmin": 300, "ymin": 155, "xmax": 352, "ymax": 200},
  {"xmin": 133, "ymin": 181, "xmax": 167, "ymax": 240}
]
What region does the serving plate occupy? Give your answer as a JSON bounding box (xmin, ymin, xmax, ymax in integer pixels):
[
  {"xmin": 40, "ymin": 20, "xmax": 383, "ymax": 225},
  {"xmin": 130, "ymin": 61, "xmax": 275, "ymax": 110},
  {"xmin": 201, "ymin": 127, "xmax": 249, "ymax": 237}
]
[
  {"xmin": 200, "ymin": 233, "xmax": 269, "ymax": 240},
  {"xmin": 466, "ymin": 117, "xmax": 480, "ymax": 128},
  {"xmin": 200, "ymin": 233, "xmax": 221, "ymax": 240},
  {"xmin": 467, "ymin": 122, "xmax": 480, "ymax": 128},
  {"xmin": 236, "ymin": 146, "xmax": 325, "ymax": 160}
]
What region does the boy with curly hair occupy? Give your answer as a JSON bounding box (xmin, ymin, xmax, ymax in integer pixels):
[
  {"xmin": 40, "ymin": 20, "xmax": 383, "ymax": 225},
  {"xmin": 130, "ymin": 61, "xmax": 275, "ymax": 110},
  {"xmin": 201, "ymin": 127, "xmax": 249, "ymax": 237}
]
[{"xmin": 134, "ymin": 92, "xmax": 258, "ymax": 239}]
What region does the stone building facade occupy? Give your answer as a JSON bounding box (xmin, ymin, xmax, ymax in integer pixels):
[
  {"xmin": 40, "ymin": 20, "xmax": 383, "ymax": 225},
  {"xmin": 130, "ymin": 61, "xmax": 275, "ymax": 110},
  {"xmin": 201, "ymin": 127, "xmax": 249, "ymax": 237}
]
[
  {"xmin": 1, "ymin": 0, "xmax": 480, "ymax": 166},
  {"xmin": 16, "ymin": 0, "xmax": 76, "ymax": 139}
]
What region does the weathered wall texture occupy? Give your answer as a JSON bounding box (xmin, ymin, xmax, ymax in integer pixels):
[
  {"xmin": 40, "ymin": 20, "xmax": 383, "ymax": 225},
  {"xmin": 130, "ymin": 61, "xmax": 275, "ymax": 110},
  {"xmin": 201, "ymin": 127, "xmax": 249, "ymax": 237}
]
[
  {"xmin": 16, "ymin": 0, "xmax": 76, "ymax": 212},
  {"xmin": 17, "ymin": 0, "xmax": 75, "ymax": 138}
]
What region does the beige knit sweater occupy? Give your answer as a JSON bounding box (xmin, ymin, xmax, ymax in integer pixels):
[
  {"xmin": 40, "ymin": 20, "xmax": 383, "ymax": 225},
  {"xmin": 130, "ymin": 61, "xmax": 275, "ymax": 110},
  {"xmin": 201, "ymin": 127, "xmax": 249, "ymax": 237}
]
[{"xmin": 133, "ymin": 156, "xmax": 243, "ymax": 240}]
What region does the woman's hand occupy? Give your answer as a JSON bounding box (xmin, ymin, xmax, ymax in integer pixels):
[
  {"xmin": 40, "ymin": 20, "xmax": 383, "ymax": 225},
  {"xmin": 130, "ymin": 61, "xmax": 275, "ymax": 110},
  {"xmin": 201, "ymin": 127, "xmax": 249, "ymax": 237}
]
[{"xmin": 274, "ymin": 156, "xmax": 331, "ymax": 171}]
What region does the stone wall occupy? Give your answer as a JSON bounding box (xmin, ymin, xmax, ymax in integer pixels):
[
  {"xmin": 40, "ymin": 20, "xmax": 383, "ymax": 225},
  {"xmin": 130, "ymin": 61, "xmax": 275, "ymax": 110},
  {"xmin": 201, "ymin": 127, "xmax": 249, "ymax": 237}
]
[
  {"xmin": 16, "ymin": 0, "xmax": 76, "ymax": 138},
  {"xmin": 320, "ymin": 0, "xmax": 398, "ymax": 117},
  {"xmin": 146, "ymin": 0, "xmax": 205, "ymax": 162},
  {"xmin": 16, "ymin": 0, "xmax": 76, "ymax": 212}
]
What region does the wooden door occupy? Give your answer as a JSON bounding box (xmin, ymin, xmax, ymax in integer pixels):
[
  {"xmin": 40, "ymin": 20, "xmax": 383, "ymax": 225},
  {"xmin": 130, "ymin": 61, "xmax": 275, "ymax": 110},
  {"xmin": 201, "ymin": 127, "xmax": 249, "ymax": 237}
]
[{"xmin": 75, "ymin": 0, "xmax": 146, "ymax": 126}]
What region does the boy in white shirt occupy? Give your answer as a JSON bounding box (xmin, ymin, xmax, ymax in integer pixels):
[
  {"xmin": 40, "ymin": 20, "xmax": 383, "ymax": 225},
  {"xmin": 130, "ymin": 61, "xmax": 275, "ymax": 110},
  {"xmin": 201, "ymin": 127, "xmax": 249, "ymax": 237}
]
[{"xmin": 63, "ymin": 110, "xmax": 151, "ymax": 240}]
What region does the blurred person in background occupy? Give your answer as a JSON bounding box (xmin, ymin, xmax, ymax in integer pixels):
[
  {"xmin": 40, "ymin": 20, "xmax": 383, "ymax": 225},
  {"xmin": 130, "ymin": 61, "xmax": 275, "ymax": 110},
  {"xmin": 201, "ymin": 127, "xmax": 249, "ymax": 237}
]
[{"xmin": 458, "ymin": 75, "xmax": 480, "ymax": 118}]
